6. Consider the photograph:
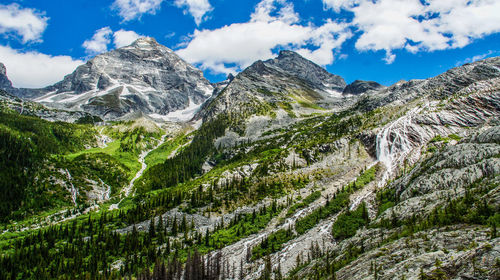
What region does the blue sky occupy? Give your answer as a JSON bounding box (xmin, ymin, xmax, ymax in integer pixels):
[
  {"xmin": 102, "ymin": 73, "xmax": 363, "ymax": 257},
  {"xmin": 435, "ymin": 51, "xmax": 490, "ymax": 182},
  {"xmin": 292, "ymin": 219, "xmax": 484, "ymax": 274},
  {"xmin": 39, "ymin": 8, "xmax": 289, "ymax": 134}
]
[{"xmin": 0, "ymin": 0, "xmax": 499, "ymax": 88}]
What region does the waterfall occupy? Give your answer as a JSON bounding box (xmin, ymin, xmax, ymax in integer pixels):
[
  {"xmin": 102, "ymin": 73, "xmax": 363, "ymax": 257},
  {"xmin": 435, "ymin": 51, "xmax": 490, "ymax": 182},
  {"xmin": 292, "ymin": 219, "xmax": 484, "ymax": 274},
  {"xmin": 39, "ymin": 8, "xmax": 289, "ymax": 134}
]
[
  {"xmin": 65, "ymin": 169, "xmax": 79, "ymax": 206},
  {"xmin": 99, "ymin": 178, "xmax": 111, "ymax": 201},
  {"xmin": 376, "ymin": 107, "xmax": 422, "ymax": 187}
]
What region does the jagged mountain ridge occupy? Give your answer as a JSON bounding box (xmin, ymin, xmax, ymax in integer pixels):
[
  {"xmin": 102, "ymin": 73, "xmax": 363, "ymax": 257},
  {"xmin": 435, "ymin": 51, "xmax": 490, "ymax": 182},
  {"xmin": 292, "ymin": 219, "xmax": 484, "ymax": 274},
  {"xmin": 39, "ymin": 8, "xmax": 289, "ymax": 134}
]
[
  {"xmin": 359, "ymin": 56, "xmax": 500, "ymax": 111},
  {"xmin": 2, "ymin": 42, "xmax": 362, "ymax": 124},
  {"xmin": 200, "ymin": 50, "xmax": 350, "ymax": 126}
]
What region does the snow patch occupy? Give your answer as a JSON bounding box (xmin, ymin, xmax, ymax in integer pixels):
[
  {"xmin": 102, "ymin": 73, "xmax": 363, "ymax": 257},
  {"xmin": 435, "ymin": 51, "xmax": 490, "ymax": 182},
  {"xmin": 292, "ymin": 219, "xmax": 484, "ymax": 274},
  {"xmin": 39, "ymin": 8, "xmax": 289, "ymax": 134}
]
[
  {"xmin": 324, "ymin": 88, "xmax": 343, "ymax": 98},
  {"xmin": 197, "ymin": 82, "xmax": 214, "ymax": 96},
  {"xmin": 34, "ymin": 90, "xmax": 58, "ymax": 103},
  {"xmin": 149, "ymin": 98, "xmax": 202, "ymax": 122}
]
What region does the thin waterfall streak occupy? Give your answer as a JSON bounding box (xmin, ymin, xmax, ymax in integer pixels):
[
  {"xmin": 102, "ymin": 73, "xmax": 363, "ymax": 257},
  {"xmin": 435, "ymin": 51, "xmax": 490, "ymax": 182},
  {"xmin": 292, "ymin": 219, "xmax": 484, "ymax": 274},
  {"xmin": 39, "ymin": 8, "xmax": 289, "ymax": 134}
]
[{"xmin": 376, "ymin": 106, "xmax": 424, "ymax": 187}]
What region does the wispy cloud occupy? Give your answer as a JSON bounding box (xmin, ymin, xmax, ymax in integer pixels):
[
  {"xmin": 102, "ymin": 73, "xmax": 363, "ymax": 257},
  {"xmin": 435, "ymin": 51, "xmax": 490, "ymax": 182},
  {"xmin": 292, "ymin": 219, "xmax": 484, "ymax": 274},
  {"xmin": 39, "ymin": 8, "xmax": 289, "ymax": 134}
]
[
  {"xmin": 113, "ymin": 29, "xmax": 141, "ymax": 48},
  {"xmin": 82, "ymin": 27, "xmax": 113, "ymax": 55},
  {"xmin": 455, "ymin": 50, "xmax": 497, "ymax": 66},
  {"xmin": 112, "ymin": 0, "xmax": 212, "ymax": 25},
  {"xmin": 174, "ymin": 0, "xmax": 213, "ymax": 25},
  {"xmin": 112, "ymin": 0, "xmax": 164, "ymax": 22}
]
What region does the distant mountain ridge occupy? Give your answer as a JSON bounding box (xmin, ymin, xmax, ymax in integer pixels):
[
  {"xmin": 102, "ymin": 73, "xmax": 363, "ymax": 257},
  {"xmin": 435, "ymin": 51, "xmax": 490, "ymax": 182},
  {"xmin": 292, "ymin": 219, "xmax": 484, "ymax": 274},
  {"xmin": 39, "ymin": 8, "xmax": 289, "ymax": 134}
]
[
  {"xmin": 1, "ymin": 39, "xmax": 394, "ymax": 123},
  {"xmin": 199, "ymin": 49, "xmax": 352, "ymax": 125}
]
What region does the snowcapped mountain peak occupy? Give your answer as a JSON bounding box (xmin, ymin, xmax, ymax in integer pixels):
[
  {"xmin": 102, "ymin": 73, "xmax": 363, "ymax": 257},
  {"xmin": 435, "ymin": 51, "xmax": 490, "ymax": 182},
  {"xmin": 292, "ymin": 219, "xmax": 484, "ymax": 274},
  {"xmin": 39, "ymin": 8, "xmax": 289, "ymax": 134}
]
[{"xmin": 30, "ymin": 37, "xmax": 213, "ymax": 121}]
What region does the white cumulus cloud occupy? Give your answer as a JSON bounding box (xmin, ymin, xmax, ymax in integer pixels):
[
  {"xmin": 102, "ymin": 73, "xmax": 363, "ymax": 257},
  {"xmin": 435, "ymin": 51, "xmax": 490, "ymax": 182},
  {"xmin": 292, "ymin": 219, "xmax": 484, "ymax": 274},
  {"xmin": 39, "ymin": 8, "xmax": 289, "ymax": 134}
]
[
  {"xmin": 112, "ymin": 0, "xmax": 164, "ymax": 22},
  {"xmin": 113, "ymin": 29, "xmax": 141, "ymax": 48},
  {"xmin": 0, "ymin": 3, "xmax": 48, "ymax": 43},
  {"xmin": 323, "ymin": 0, "xmax": 500, "ymax": 64},
  {"xmin": 0, "ymin": 45, "xmax": 84, "ymax": 88},
  {"xmin": 174, "ymin": 0, "xmax": 213, "ymax": 25},
  {"xmin": 82, "ymin": 27, "xmax": 113, "ymax": 55},
  {"xmin": 176, "ymin": 0, "xmax": 351, "ymax": 74}
]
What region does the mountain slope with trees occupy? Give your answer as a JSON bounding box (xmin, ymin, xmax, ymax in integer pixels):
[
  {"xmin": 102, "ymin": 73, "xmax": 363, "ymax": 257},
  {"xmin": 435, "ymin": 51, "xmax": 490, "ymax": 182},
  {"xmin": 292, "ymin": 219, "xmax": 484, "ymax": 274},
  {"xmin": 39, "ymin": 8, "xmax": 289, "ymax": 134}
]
[{"xmin": 0, "ymin": 40, "xmax": 498, "ymax": 279}]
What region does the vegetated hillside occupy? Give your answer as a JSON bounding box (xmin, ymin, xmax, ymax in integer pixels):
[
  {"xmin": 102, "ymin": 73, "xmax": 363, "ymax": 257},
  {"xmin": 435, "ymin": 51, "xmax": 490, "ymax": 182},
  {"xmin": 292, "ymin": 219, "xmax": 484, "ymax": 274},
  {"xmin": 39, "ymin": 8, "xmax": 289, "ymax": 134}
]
[
  {"xmin": 0, "ymin": 89, "xmax": 177, "ymax": 223},
  {"xmin": 0, "ymin": 55, "xmax": 498, "ymax": 280},
  {"xmin": 0, "ymin": 92, "xmax": 98, "ymax": 221}
]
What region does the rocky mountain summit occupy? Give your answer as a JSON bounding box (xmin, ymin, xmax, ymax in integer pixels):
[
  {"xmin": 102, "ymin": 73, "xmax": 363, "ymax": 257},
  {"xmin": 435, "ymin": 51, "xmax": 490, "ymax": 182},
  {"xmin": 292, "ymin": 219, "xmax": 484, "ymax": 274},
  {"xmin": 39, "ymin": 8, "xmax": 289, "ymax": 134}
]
[
  {"xmin": 200, "ymin": 50, "xmax": 351, "ymax": 126},
  {"xmin": 343, "ymin": 80, "xmax": 385, "ymax": 95},
  {"xmin": 1, "ymin": 38, "xmax": 214, "ymax": 121},
  {"xmin": 268, "ymin": 50, "xmax": 346, "ymax": 93}
]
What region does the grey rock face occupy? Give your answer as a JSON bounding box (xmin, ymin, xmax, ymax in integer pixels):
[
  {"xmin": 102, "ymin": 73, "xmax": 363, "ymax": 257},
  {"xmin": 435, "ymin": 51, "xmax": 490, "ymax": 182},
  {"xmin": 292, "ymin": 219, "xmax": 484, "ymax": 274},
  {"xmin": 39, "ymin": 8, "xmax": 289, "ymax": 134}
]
[
  {"xmin": 361, "ymin": 57, "xmax": 500, "ymax": 111},
  {"xmin": 201, "ymin": 50, "xmax": 349, "ymax": 122},
  {"xmin": 0, "ymin": 63, "xmax": 6, "ymax": 76},
  {"xmin": 268, "ymin": 50, "xmax": 346, "ymax": 93},
  {"xmin": 379, "ymin": 136, "xmax": 500, "ymax": 223},
  {"xmin": 335, "ymin": 227, "xmax": 500, "ymax": 280},
  {"xmin": 0, "ymin": 63, "xmax": 12, "ymax": 89},
  {"xmin": 0, "ymin": 89, "xmax": 101, "ymax": 123},
  {"xmin": 28, "ymin": 38, "xmax": 213, "ymax": 120},
  {"xmin": 342, "ymin": 80, "xmax": 385, "ymax": 95}
]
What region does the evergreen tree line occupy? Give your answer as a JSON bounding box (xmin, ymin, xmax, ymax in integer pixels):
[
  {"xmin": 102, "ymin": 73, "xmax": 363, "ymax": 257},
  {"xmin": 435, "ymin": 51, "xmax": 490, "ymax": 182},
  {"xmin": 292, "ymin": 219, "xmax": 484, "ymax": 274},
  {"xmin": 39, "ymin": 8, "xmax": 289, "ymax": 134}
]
[
  {"xmin": 0, "ymin": 198, "xmax": 283, "ymax": 279},
  {"xmin": 0, "ymin": 111, "xmax": 94, "ymax": 221},
  {"xmin": 288, "ymin": 178, "xmax": 500, "ymax": 280},
  {"xmin": 141, "ymin": 116, "xmax": 228, "ymax": 191},
  {"xmin": 137, "ymin": 251, "xmax": 238, "ymax": 280}
]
